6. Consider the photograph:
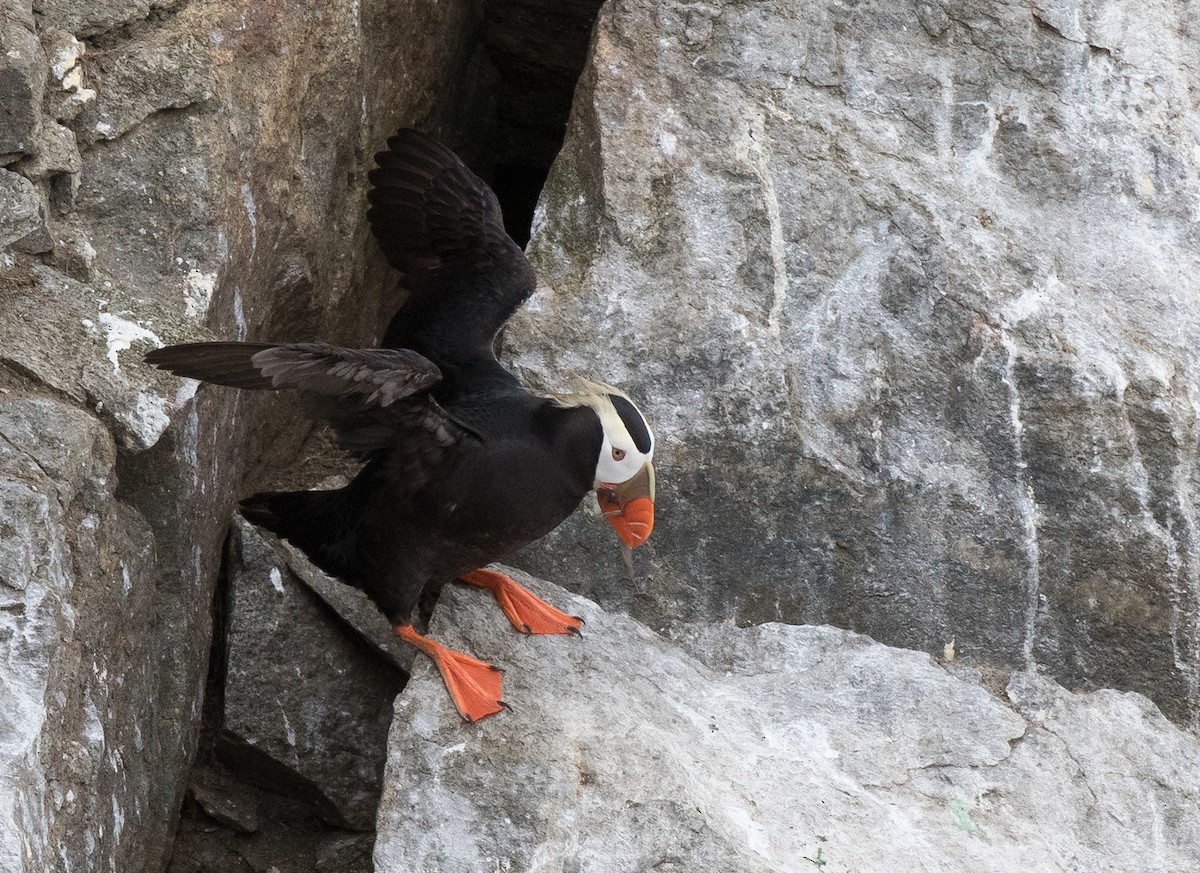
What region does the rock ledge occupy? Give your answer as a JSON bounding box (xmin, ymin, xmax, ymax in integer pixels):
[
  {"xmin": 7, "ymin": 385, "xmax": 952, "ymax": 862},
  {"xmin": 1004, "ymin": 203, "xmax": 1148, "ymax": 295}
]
[{"xmin": 377, "ymin": 566, "xmax": 1200, "ymax": 872}]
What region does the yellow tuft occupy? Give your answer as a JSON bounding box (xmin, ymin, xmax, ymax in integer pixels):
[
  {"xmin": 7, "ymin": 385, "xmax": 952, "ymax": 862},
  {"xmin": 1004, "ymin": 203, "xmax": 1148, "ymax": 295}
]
[{"xmin": 546, "ymin": 376, "xmax": 632, "ymax": 412}]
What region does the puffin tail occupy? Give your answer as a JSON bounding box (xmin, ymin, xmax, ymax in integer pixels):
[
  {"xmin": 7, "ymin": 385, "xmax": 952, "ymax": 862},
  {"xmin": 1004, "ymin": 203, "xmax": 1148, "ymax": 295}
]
[{"xmin": 240, "ymin": 489, "xmax": 355, "ymax": 579}]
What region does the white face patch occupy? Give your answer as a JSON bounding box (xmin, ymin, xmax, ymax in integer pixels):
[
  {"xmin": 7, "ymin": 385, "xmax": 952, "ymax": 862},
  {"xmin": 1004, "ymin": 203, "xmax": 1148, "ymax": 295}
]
[
  {"xmin": 593, "ymin": 397, "xmax": 654, "ymax": 485},
  {"xmin": 547, "ymin": 379, "xmax": 655, "ymax": 487}
]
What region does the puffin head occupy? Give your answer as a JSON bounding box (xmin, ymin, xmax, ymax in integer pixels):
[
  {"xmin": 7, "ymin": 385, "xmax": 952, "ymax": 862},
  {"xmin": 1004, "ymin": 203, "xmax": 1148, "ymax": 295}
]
[
  {"xmin": 556, "ymin": 381, "xmax": 656, "ymax": 548},
  {"xmin": 593, "ymin": 392, "xmax": 655, "ymax": 548}
]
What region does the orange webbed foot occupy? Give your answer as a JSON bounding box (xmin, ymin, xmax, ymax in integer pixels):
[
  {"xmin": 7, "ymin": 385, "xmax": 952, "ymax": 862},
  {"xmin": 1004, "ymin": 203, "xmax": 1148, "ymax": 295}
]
[
  {"xmin": 459, "ymin": 569, "xmax": 584, "ymax": 636},
  {"xmin": 394, "ymin": 624, "xmax": 508, "ymax": 722}
]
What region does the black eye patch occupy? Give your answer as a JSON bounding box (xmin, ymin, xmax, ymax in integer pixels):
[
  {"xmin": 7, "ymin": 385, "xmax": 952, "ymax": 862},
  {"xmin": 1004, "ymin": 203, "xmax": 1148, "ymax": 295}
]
[{"xmin": 610, "ymin": 394, "xmax": 652, "ymax": 454}]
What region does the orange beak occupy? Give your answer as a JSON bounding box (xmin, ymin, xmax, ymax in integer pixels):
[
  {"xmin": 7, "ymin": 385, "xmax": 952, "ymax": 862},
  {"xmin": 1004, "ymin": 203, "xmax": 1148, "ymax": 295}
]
[{"xmin": 597, "ymin": 462, "xmax": 655, "ymax": 548}]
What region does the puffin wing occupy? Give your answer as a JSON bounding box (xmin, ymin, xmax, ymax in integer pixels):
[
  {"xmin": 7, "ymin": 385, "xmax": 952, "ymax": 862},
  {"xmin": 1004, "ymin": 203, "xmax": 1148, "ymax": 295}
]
[
  {"xmin": 145, "ymin": 342, "xmax": 475, "ymax": 464},
  {"xmin": 367, "ymin": 129, "xmax": 537, "ymax": 361}
]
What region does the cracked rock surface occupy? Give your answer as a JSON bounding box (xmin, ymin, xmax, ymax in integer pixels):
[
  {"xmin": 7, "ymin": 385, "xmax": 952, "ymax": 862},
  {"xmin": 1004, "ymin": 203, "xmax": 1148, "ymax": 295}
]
[
  {"xmin": 222, "ymin": 518, "xmax": 405, "ymax": 832},
  {"xmin": 0, "ymin": 0, "xmax": 486, "ymax": 868},
  {"xmin": 378, "ymin": 567, "xmax": 1200, "ymax": 872},
  {"xmin": 506, "ymin": 0, "xmax": 1200, "ymax": 729}
]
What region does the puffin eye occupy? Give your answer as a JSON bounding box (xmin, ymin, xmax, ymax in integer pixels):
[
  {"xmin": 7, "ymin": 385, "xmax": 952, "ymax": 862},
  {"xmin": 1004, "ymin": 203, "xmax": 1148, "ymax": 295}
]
[{"xmin": 612, "ymin": 447, "xmax": 626, "ymax": 461}]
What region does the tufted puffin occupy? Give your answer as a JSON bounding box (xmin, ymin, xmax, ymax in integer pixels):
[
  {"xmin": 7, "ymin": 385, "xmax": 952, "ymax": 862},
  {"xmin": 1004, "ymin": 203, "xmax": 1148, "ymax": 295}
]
[{"xmin": 145, "ymin": 129, "xmax": 655, "ymax": 722}]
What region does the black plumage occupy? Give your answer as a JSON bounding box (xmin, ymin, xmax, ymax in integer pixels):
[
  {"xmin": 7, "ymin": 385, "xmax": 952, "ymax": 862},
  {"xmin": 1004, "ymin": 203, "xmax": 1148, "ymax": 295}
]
[{"xmin": 147, "ymin": 129, "xmax": 655, "ymax": 721}]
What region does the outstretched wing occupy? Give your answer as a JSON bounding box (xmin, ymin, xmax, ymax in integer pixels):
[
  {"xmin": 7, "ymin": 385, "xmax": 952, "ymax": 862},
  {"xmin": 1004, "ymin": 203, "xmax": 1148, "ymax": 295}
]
[
  {"xmin": 367, "ymin": 129, "xmax": 537, "ymax": 363},
  {"xmin": 145, "ymin": 342, "xmax": 475, "ymax": 467}
]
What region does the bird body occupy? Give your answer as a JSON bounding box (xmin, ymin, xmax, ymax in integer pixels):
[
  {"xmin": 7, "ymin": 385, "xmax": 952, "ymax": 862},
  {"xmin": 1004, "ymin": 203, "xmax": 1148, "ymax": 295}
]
[{"xmin": 147, "ymin": 129, "xmax": 655, "ymax": 721}]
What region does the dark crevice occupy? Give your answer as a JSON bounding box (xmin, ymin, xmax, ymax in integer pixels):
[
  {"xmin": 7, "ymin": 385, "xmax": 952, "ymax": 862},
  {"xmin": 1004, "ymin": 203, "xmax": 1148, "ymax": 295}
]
[
  {"xmin": 492, "ymin": 161, "xmax": 552, "ymax": 248},
  {"xmin": 194, "ymin": 525, "xmax": 234, "ymax": 765},
  {"xmin": 166, "ymin": 2, "xmax": 607, "ymax": 870},
  {"xmin": 210, "ymin": 732, "xmax": 349, "ymax": 829},
  {"xmin": 167, "ymin": 523, "xmax": 396, "ymax": 872},
  {"xmin": 169, "ymin": 745, "xmax": 374, "ymax": 872},
  {"xmin": 456, "ymin": 0, "xmax": 606, "ymax": 247}
]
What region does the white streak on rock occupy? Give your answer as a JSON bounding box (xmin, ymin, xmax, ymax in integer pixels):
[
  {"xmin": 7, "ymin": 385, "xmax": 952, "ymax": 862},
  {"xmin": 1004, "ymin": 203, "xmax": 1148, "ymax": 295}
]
[
  {"xmin": 657, "ymin": 129, "xmax": 677, "ymax": 156},
  {"xmin": 50, "ymin": 37, "xmax": 84, "ymax": 83},
  {"xmin": 998, "ymin": 330, "xmax": 1041, "ymax": 666},
  {"xmin": 181, "ymin": 395, "xmax": 200, "ymax": 478},
  {"xmin": 97, "ymin": 313, "xmax": 161, "ymax": 373},
  {"xmin": 232, "ymin": 286, "xmax": 247, "ymax": 340},
  {"xmin": 110, "ymin": 796, "xmax": 123, "ymax": 849},
  {"xmin": 724, "ymin": 805, "xmax": 771, "ymax": 857},
  {"xmin": 241, "ymin": 184, "xmax": 257, "ymax": 255},
  {"xmin": 736, "ymin": 110, "xmax": 787, "ymax": 338}
]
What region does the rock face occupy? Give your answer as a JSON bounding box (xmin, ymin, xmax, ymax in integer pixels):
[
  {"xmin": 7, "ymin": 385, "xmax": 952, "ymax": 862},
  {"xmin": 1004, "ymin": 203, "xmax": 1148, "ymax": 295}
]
[
  {"xmin": 6, "ymin": 0, "xmax": 1200, "ymax": 867},
  {"xmin": 165, "ymin": 520, "xmax": 406, "ymax": 872},
  {"xmin": 506, "ymin": 0, "xmax": 1200, "ymax": 728},
  {"xmin": 222, "ymin": 519, "xmax": 404, "ymax": 832},
  {"xmin": 0, "ymin": 0, "xmax": 489, "ymax": 869},
  {"xmin": 377, "ymin": 567, "xmax": 1200, "ymax": 871}
]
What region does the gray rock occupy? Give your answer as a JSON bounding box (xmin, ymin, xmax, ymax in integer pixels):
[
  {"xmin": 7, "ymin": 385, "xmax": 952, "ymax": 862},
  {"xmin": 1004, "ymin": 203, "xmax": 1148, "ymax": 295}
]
[
  {"xmin": 0, "ymin": 18, "xmax": 44, "ymax": 157},
  {"xmin": 0, "ymin": 263, "xmax": 198, "ymax": 449},
  {"xmin": 14, "ymin": 121, "xmax": 81, "ymax": 210},
  {"xmin": 270, "ymin": 532, "xmax": 415, "ymax": 674},
  {"xmin": 223, "ymin": 518, "xmax": 404, "ymax": 831},
  {"xmin": 76, "ymin": 36, "xmax": 217, "ymax": 145},
  {"xmin": 377, "ymin": 567, "xmax": 1200, "ymax": 871},
  {"xmin": 32, "ymin": 0, "xmax": 155, "ymax": 39},
  {"xmin": 0, "ymin": 392, "xmax": 163, "ymax": 872},
  {"xmin": 0, "ymin": 169, "xmax": 45, "ymax": 249},
  {"xmin": 0, "ymin": 0, "xmax": 507, "ymax": 868},
  {"xmin": 505, "ymin": 0, "xmax": 1200, "ymax": 728}
]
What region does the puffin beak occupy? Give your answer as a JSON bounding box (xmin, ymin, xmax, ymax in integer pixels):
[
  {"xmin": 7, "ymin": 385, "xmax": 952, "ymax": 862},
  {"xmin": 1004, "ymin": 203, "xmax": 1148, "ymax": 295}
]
[{"xmin": 597, "ymin": 462, "xmax": 655, "ymax": 548}]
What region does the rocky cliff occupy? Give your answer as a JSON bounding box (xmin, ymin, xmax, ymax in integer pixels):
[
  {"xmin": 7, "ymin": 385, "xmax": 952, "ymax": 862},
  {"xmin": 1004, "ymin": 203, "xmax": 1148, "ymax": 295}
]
[
  {"xmin": 0, "ymin": 0, "xmax": 485, "ymax": 868},
  {"xmin": 1, "ymin": 0, "xmax": 1199, "ymax": 870},
  {"xmin": 508, "ymin": 0, "xmax": 1200, "ymax": 732}
]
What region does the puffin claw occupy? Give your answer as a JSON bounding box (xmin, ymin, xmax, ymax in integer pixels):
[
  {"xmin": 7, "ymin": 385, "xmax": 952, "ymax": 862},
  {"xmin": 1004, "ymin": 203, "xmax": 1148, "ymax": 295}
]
[
  {"xmin": 393, "ymin": 624, "xmax": 506, "ymax": 722},
  {"xmin": 566, "ymin": 625, "xmax": 583, "ymax": 638},
  {"xmin": 460, "ymin": 569, "xmax": 585, "ymax": 636}
]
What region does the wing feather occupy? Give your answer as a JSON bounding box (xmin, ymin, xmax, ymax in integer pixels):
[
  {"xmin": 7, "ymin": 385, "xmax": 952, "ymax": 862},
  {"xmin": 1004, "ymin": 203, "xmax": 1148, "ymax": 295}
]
[
  {"xmin": 145, "ymin": 341, "xmax": 475, "ymax": 469},
  {"xmin": 366, "ymin": 129, "xmax": 537, "ymax": 361}
]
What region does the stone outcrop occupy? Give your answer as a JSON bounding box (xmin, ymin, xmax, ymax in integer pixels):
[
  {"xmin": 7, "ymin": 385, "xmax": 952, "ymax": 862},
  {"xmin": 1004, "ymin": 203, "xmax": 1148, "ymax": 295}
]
[
  {"xmin": 378, "ymin": 567, "xmax": 1200, "ymax": 871},
  {"xmin": 222, "ymin": 519, "xmax": 404, "ymax": 832},
  {"xmin": 0, "ymin": 0, "xmax": 487, "ymax": 868},
  {"xmin": 506, "ymin": 0, "xmax": 1200, "ymax": 729}
]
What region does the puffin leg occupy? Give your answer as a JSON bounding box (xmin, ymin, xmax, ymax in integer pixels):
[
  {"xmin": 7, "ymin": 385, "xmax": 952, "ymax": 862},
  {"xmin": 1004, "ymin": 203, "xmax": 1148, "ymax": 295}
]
[
  {"xmin": 393, "ymin": 623, "xmax": 507, "ymax": 722},
  {"xmin": 459, "ymin": 569, "xmax": 584, "ymax": 636}
]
